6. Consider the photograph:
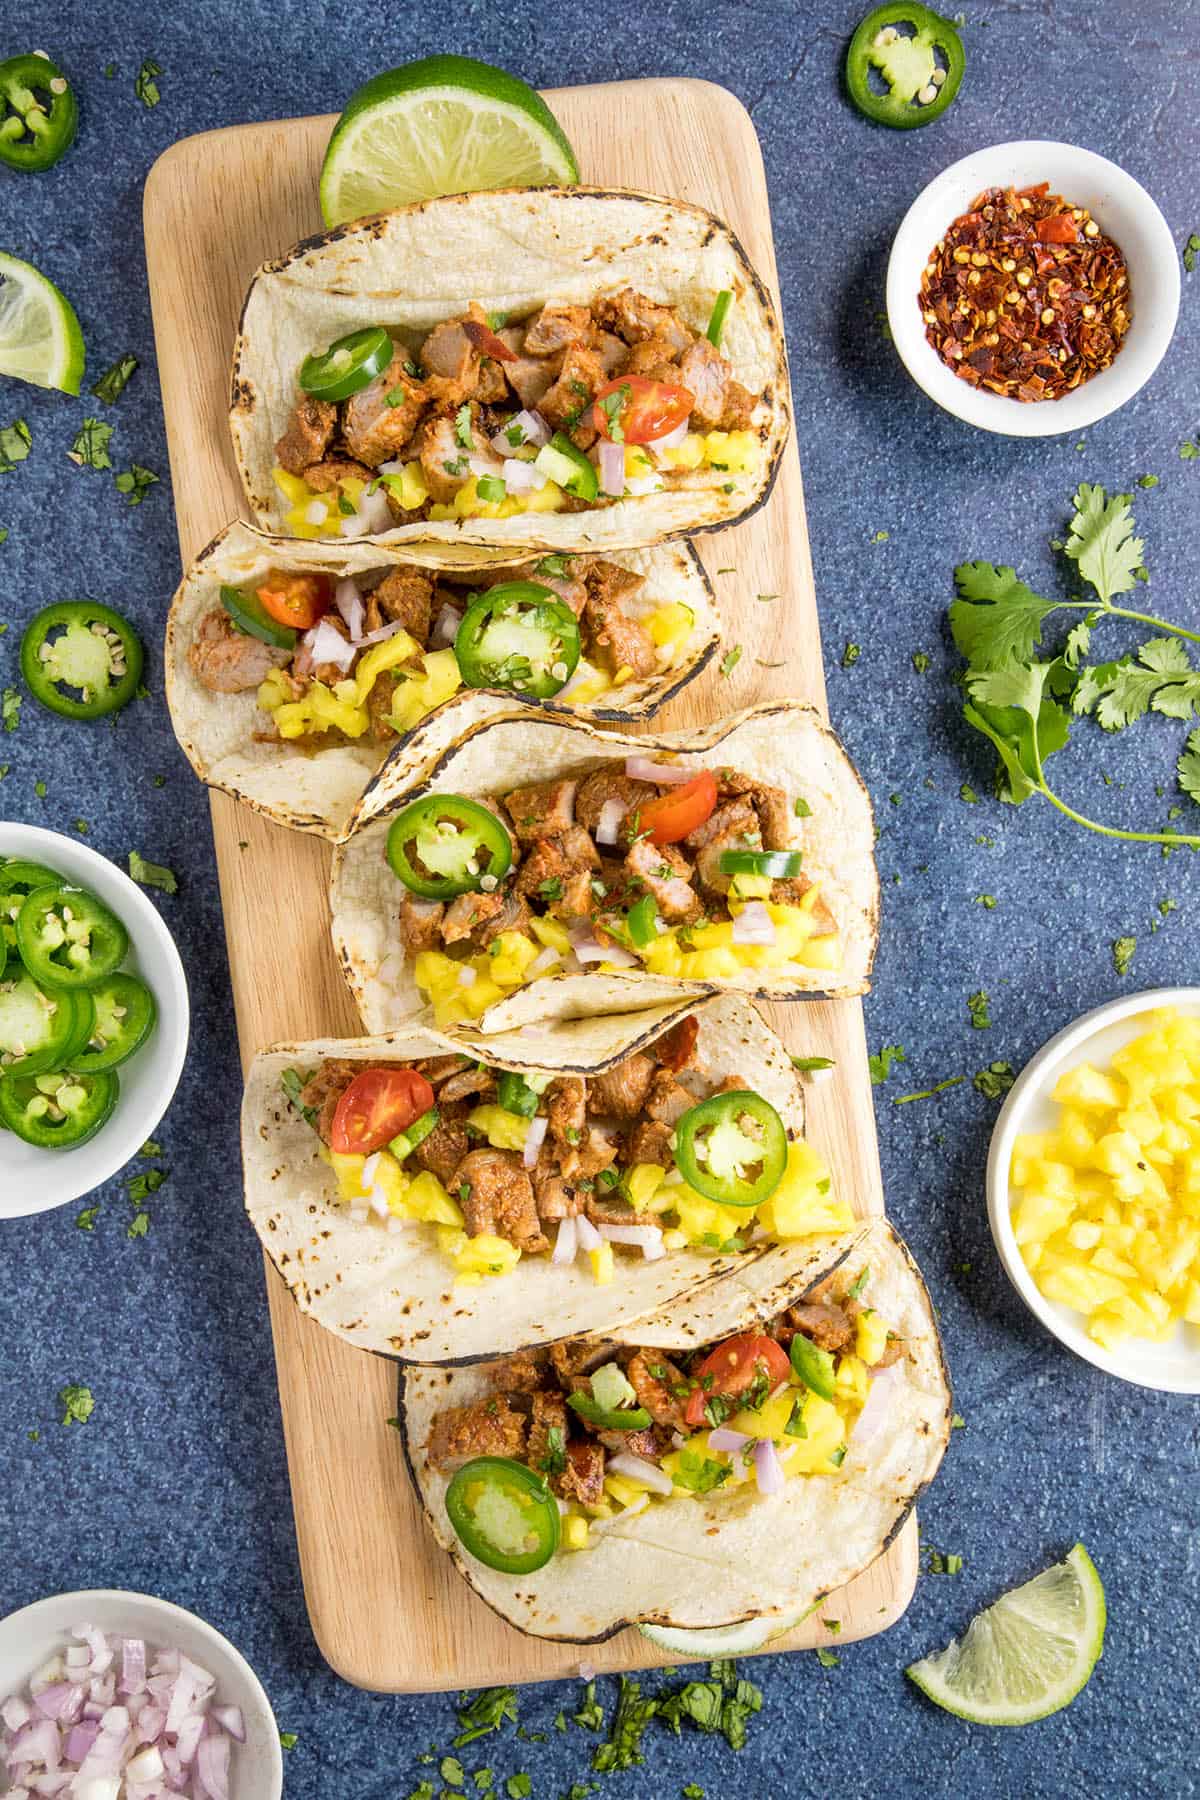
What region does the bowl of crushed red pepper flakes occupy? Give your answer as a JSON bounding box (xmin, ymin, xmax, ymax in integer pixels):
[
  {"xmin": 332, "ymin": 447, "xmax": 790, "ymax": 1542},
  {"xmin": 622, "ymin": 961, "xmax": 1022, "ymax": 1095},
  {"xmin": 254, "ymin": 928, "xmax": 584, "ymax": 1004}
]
[{"xmin": 887, "ymin": 141, "xmax": 1180, "ymax": 436}]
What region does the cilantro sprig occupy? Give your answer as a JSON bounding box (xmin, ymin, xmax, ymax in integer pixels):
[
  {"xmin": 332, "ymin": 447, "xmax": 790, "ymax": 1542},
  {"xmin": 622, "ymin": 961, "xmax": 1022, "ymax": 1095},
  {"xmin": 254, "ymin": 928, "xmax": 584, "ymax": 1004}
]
[{"xmin": 952, "ymin": 485, "xmax": 1200, "ymax": 847}]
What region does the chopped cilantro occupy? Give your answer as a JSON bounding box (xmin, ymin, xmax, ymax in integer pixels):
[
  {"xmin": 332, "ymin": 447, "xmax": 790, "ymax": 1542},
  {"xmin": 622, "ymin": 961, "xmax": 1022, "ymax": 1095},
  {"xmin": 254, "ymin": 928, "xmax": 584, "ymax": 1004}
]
[
  {"xmin": 967, "ymin": 990, "xmax": 992, "ymax": 1029},
  {"xmin": 128, "ymin": 1168, "xmax": 165, "ymax": 1204},
  {"xmin": 959, "ymin": 783, "xmax": 979, "ymax": 804},
  {"xmin": 592, "ymin": 1675, "xmax": 658, "ymax": 1774},
  {"xmin": 34, "ymin": 778, "xmax": 46, "ymax": 797},
  {"xmin": 128, "ymin": 850, "xmax": 178, "ymax": 894},
  {"xmin": 127, "ymin": 1212, "xmax": 150, "ymax": 1239},
  {"xmin": 0, "ymin": 419, "xmax": 31, "ymax": 472},
  {"xmin": 816, "ymin": 1648, "xmax": 840, "ymax": 1667},
  {"xmin": 868, "ymin": 1044, "xmax": 905, "ymax": 1086},
  {"xmin": 755, "ymin": 592, "xmax": 778, "ymax": 603},
  {"xmin": 841, "ymin": 641, "xmax": 861, "ymax": 668},
  {"xmin": 0, "ymin": 528, "xmax": 7, "ymax": 545},
  {"xmin": 911, "ymin": 650, "xmax": 930, "ymax": 673},
  {"xmin": 871, "ymin": 529, "xmax": 889, "ymax": 543},
  {"xmin": 1113, "ymin": 935, "xmax": 1137, "ymax": 977},
  {"xmin": 454, "ymin": 402, "xmax": 474, "ymax": 449},
  {"xmin": 793, "ymin": 795, "xmax": 812, "ymax": 818},
  {"xmin": 847, "ymin": 1265, "xmax": 870, "ymax": 1299},
  {"xmin": 975, "ymin": 893, "xmax": 997, "ymax": 908},
  {"xmin": 453, "ymin": 1687, "xmax": 518, "ymax": 1746},
  {"xmin": 2, "ymin": 688, "xmax": 20, "ymax": 732},
  {"xmin": 140, "ymin": 1139, "xmax": 163, "ymax": 1157},
  {"xmin": 573, "ymin": 1682, "xmax": 604, "ymax": 1733},
  {"xmin": 474, "ymin": 1775, "xmax": 494, "ymax": 1793},
  {"xmin": 114, "ymin": 463, "xmax": 159, "ymax": 505},
  {"xmin": 893, "ymin": 1075, "xmax": 965, "ymax": 1104},
  {"xmin": 504, "ymin": 1778, "xmax": 530, "ymax": 1799},
  {"xmin": 68, "ymin": 418, "xmax": 113, "ymax": 470},
  {"xmin": 135, "ymin": 58, "xmax": 162, "ymax": 106},
  {"xmin": 671, "ymin": 1449, "xmax": 731, "ymax": 1493},
  {"xmin": 91, "ymin": 354, "xmax": 139, "ymax": 405},
  {"xmin": 719, "ymin": 644, "xmax": 742, "ymax": 679},
  {"xmin": 823, "ymin": 1618, "xmax": 842, "ymax": 1634},
  {"xmin": 1181, "ymin": 440, "xmax": 1199, "ymax": 462},
  {"xmin": 596, "ymin": 383, "xmax": 629, "ymax": 443},
  {"xmin": 951, "ymin": 1413, "xmax": 966, "ymax": 1428},
  {"xmin": 682, "ymin": 1788, "xmax": 705, "ymax": 1800},
  {"xmin": 441, "ymin": 1757, "xmax": 465, "ymax": 1787},
  {"xmin": 59, "ymin": 1384, "xmax": 94, "ymax": 1426},
  {"xmin": 1184, "ymin": 232, "xmax": 1200, "ymax": 273},
  {"xmin": 1136, "ymin": 473, "xmax": 1159, "ymax": 489},
  {"xmin": 279, "ymin": 1731, "xmax": 298, "ymax": 1750},
  {"xmin": 76, "ymin": 1206, "xmax": 100, "ymax": 1232},
  {"xmin": 74, "ymin": 818, "xmax": 89, "ymax": 835},
  {"xmin": 974, "ymin": 1061, "xmax": 1015, "ymax": 1099},
  {"xmin": 791, "ymin": 1055, "xmax": 834, "ymax": 1072}
]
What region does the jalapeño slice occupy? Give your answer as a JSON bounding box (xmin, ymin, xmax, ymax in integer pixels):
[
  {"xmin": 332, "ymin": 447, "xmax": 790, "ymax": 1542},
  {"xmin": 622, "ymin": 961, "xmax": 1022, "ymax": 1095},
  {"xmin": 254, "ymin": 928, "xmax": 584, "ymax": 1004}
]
[
  {"xmin": 454, "ymin": 582, "xmax": 582, "ymax": 700},
  {"xmin": 566, "ymin": 1391, "xmax": 652, "ymax": 1433},
  {"xmin": 66, "ymin": 971, "xmax": 156, "ymax": 1072},
  {"xmin": 444, "ymin": 1456, "xmax": 561, "ymax": 1574},
  {"xmin": 0, "ymin": 976, "xmax": 93, "ymax": 1078},
  {"xmin": 298, "ymin": 326, "xmax": 393, "ymax": 402},
  {"xmin": 674, "ymin": 1090, "xmax": 788, "ymax": 1209},
  {"xmin": 21, "ymin": 601, "xmax": 143, "ymax": 720},
  {"xmin": 718, "ymin": 849, "xmax": 804, "ymax": 880},
  {"xmin": 0, "ymin": 1066, "xmax": 118, "ymax": 1148},
  {"xmin": 845, "ymin": 5, "xmax": 965, "ymax": 129},
  {"xmin": 385, "ymin": 795, "xmax": 513, "ymax": 900},
  {"xmin": 496, "ymin": 1071, "xmax": 539, "ymax": 1118},
  {"xmin": 1, "ymin": 859, "xmax": 61, "ymax": 966},
  {"xmin": 789, "ymin": 1329, "xmax": 838, "ymax": 1401},
  {"xmin": 0, "ymin": 53, "xmax": 78, "ymax": 172},
  {"xmin": 15, "ymin": 884, "xmax": 129, "ymax": 991},
  {"xmin": 388, "ymin": 1106, "xmax": 441, "ymax": 1162},
  {"xmin": 219, "ymin": 583, "xmax": 297, "ymax": 651}
]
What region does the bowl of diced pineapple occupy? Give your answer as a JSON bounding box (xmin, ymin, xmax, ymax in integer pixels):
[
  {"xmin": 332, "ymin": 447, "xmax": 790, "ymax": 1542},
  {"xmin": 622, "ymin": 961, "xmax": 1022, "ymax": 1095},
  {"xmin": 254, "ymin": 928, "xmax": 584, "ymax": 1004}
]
[{"xmin": 987, "ymin": 989, "xmax": 1200, "ymax": 1393}]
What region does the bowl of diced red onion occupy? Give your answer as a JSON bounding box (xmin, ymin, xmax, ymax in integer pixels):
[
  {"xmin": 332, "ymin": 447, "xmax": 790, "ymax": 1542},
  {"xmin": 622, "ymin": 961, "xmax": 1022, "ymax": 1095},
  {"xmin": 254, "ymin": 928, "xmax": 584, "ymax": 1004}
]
[{"xmin": 0, "ymin": 1592, "xmax": 282, "ymax": 1800}]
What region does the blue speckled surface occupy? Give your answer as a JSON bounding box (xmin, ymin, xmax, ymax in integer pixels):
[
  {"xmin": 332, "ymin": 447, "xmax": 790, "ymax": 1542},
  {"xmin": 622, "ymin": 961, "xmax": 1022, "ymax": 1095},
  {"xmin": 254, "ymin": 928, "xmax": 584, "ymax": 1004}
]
[{"xmin": 1, "ymin": 3, "xmax": 1198, "ymax": 1794}]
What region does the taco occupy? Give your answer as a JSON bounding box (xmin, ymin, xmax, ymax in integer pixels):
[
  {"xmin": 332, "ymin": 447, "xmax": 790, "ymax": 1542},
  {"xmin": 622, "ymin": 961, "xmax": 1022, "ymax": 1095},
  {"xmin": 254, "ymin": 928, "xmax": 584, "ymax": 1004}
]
[
  {"xmin": 241, "ymin": 993, "xmax": 859, "ymax": 1364},
  {"xmin": 164, "ymin": 520, "xmax": 718, "ymax": 839},
  {"xmin": 330, "ymin": 702, "xmax": 879, "ymax": 1033},
  {"xmin": 229, "ymin": 188, "xmax": 789, "ymax": 552},
  {"xmin": 396, "ymin": 1217, "xmax": 951, "ymax": 1641}
]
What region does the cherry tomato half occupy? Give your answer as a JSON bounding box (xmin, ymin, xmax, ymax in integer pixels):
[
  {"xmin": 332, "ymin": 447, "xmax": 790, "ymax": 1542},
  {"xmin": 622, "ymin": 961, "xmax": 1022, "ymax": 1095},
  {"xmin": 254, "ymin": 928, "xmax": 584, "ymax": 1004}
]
[
  {"xmin": 593, "ymin": 375, "xmax": 694, "ymax": 446},
  {"xmin": 637, "ymin": 771, "xmax": 718, "ymax": 845},
  {"xmin": 330, "ymin": 1068, "xmax": 435, "ymax": 1156},
  {"xmin": 256, "ymin": 570, "xmax": 333, "ymax": 632},
  {"xmin": 685, "ymin": 1332, "xmax": 792, "ymax": 1429}
]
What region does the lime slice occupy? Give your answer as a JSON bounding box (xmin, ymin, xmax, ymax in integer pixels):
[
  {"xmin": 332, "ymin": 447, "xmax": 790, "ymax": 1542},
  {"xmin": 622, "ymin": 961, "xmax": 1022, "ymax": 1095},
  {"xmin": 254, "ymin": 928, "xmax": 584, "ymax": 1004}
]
[
  {"xmin": 320, "ymin": 55, "xmax": 579, "ymax": 227},
  {"xmin": 0, "ymin": 252, "xmax": 85, "ymax": 395},
  {"xmin": 907, "ymin": 1544, "xmax": 1106, "ymax": 1725},
  {"xmin": 639, "ymin": 1599, "xmax": 818, "ymax": 1659}
]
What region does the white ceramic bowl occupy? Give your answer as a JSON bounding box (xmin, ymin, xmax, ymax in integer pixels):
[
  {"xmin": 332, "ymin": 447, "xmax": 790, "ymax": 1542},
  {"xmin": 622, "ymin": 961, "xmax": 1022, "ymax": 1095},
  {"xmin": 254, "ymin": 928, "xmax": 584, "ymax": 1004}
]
[
  {"xmin": 887, "ymin": 139, "xmax": 1180, "ymax": 435},
  {"xmin": 0, "ymin": 1588, "xmax": 282, "ymax": 1799},
  {"xmin": 0, "ymin": 824, "xmax": 189, "ymax": 1219},
  {"xmin": 987, "ymin": 988, "xmax": 1200, "ymax": 1393}
]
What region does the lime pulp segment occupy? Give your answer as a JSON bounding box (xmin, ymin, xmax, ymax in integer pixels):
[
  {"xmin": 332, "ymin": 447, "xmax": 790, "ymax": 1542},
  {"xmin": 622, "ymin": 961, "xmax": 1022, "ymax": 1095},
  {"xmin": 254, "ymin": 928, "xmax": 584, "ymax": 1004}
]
[{"xmin": 0, "ymin": 251, "xmax": 85, "ymax": 394}]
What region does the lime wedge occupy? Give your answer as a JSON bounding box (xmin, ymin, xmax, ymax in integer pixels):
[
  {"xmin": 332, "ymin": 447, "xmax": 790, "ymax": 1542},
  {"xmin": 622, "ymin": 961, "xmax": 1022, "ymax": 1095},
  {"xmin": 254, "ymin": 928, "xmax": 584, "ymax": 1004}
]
[
  {"xmin": 639, "ymin": 1599, "xmax": 818, "ymax": 1659},
  {"xmin": 0, "ymin": 252, "xmax": 85, "ymax": 395},
  {"xmin": 320, "ymin": 55, "xmax": 579, "ymax": 227},
  {"xmin": 907, "ymin": 1543, "xmax": 1106, "ymax": 1725}
]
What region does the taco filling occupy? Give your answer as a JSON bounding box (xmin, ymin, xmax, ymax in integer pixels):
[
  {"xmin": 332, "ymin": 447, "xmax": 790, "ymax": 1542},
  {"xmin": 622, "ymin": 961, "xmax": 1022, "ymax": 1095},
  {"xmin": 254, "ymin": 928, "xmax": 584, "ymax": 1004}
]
[
  {"xmin": 422, "ymin": 1262, "xmax": 900, "ymax": 1571},
  {"xmin": 280, "ymin": 1016, "xmax": 850, "ymax": 1287},
  {"xmin": 272, "ymin": 290, "xmax": 762, "ymax": 538},
  {"xmin": 379, "ymin": 758, "xmax": 840, "ymax": 1027},
  {"xmin": 186, "ymin": 554, "xmax": 700, "ymax": 746}
]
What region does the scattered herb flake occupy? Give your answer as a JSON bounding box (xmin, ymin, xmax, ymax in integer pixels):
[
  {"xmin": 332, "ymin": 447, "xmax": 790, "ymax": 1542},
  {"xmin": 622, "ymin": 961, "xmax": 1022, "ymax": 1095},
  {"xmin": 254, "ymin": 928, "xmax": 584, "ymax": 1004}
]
[
  {"xmin": 894, "ymin": 1075, "xmax": 965, "ymax": 1104},
  {"xmin": 128, "ymin": 1168, "xmax": 166, "ymax": 1204},
  {"xmin": 868, "ymin": 1044, "xmax": 906, "ymax": 1086},
  {"xmin": 59, "ymin": 1384, "xmax": 94, "ymax": 1426},
  {"xmin": 2, "ymin": 688, "xmax": 20, "ymax": 732},
  {"xmin": 951, "ymin": 1412, "xmax": 966, "ymax": 1428},
  {"xmin": 441, "ymin": 1757, "xmax": 465, "ymax": 1788},
  {"xmin": 0, "ymin": 419, "xmax": 31, "ymax": 472},
  {"xmin": 127, "ymin": 1211, "xmax": 150, "ymax": 1239},
  {"xmin": 1185, "ymin": 232, "xmax": 1200, "ymax": 273},
  {"xmin": 1112, "ymin": 935, "xmax": 1137, "ymax": 977},
  {"xmin": 974, "ymin": 1061, "xmax": 1015, "ymax": 1099},
  {"xmin": 816, "ymin": 1648, "xmax": 840, "ymax": 1667},
  {"xmin": 114, "ymin": 463, "xmax": 159, "ymax": 505},
  {"xmin": 135, "ymin": 58, "xmax": 162, "ymax": 107},
  {"xmin": 841, "ymin": 641, "xmax": 861, "ymax": 668},
  {"xmin": 505, "ymin": 1778, "xmax": 530, "ymax": 1800},
  {"xmin": 128, "ymin": 850, "xmax": 178, "ymax": 893},
  {"xmin": 967, "ymin": 990, "xmax": 992, "ymax": 1029},
  {"xmin": 76, "ymin": 1206, "xmax": 101, "ymax": 1232},
  {"xmin": 91, "ymin": 354, "xmax": 139, "ymax": 405},
  {"xmin": 793, "ymin": 795, "xmax": 812, "ymax": 818},
  {"xmin": 453, "ymin": 1688, "xmax": 519, "ymax": 1747},
  {"xmin": 975, "ymin": 893, "xmax": 998, "ymax": 908},
  {"xmin": 959, "ymin": 783, "xmax": 978, "ymax": 804},
  {"xmin": 719, "ymin": 644, "xmax": 742, "ymax": 679},
  {"xmin": 791, "ymin": 1055, "xmax": 835, "ymax": 1072},
  {"xmin": 68, "ymin": 418, "xmax": 113, "ymax": 470},
  {"xmin": 911, "ymin": 650, "xmax": 930, "ymax": 673},
  {"xmin": 279, "ymin": 1731, "xmax": 298, "ymax": 1751}
]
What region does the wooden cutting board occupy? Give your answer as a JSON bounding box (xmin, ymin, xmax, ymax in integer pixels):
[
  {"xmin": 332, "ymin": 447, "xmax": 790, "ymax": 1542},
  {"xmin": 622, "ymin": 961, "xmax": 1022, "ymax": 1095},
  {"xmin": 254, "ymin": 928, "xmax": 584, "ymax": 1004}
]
[{"xmin": 143, "ymin": 77, "xmax": 915, "ymax": 1692}]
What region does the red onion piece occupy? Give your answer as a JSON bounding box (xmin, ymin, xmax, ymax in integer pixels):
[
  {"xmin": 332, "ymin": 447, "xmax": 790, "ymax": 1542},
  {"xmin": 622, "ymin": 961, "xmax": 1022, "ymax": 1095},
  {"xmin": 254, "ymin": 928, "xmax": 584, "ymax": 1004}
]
[
  {"xmin": 598, "ymin": 1223, "xmax": 665, "ymax": 1260},
  {"xmin": 575, "ymin": 1213, "xmax": 602, "ymax": 1252},
  {"xmin": 731, "ymin": 901, "xmax": 777, "ymax": 946},
  {"xmin": 569, "ymin": 928, "xmax": 638, "ymax": 968},
  {"xmin": 431, "ymin": 602, "xmax": 462, "ymax": 647},
  {"xmin": 624, "ymin": 756, "xmax": 694, "ymax": 785},
  {"xmin": 522, "ymin": 1114, "xmax": 548, "ymax": 1169},
  {"xmin": 303, "ymin": 617, "xmax": 357, "ymax": 675},
  {"xmin": 529, "ymin": 945, "xmax": 560, "ymax": 974},
  {"xmin": 598, "ymin": 438, "xmax": 625, "ymax": 497},
  {"xmin": 333, "ymin": 578, "xmax": 365, "ymax": 642},
  {"xmin": 209, "ymin": 1707, "xmax": 245, "ymax": 1745},
  {"xmin": 754, "ymin": 1436, "xmax": 784, "ymax": 1494},
  {"xmin": 356, "ymin": 483, "xmax": 394, "ymax": 535},
  {"xmin": 645, "ymin": 417, "xmax": 689, "ymax": 453},
  {"xmin": 2, "ymin": 1696, "xmax": 32, "ymax": 1732},
  {"xmin": 707, "ymin": 1426, "xmax": 751, "ymax": 1454},
  {"xmin": 32, "ymin": 1685, "xmax": 82, "ymax": 1725},
  {"xmin": 595, "ymin": 797, "xmax": 626, "ymax": 846},
  {"xmin": 851, "ymin": 1362, "xmax": 902, "ymax": 1445},
  {"xmin": 607, "ymin": 1453, "xmax": 674, "ymax": 1495},
  {"xmin": 494, "ymin": 409, "xmax": 550, "ymax": 450},
  {"xmin": 551, "ymin": 1215, "xmax": 578, "ymax": 1265},
  {"xmin": 501, "ymin": 456, "xmax": 549, "ymax": 494},
  {"xmin": 196, "ymin": 1730, "xmax": 231, "ymax": 1800}
]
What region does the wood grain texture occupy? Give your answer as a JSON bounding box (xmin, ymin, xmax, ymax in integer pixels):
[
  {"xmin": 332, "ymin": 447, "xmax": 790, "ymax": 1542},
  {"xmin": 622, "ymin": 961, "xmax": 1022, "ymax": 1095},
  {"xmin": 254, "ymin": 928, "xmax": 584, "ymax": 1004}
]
[{"xmin": 143, "ymin": 76, "xmax": 914, "ymax": 1693}]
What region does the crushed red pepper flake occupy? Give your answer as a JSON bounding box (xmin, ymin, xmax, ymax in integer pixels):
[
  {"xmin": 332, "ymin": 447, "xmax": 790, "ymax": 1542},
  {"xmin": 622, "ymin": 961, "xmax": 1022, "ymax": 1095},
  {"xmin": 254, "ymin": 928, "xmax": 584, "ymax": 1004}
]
[{"xmin": 918, "ymin": 182, "xmax": 1132, "ymax": 402}]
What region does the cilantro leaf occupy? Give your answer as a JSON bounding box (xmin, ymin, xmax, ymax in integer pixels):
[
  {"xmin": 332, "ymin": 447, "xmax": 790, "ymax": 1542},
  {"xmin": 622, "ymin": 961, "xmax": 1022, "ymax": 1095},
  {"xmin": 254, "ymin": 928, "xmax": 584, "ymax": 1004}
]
[
  {"xmin": 1112, "ymin": 936, "xmax": 1137, "ymax": 977},
  {"xmin": 1065, "ymin": 483, "xmax": 1145, "ymax": 603},
  {"xmin": 0, "ymin": 418, "xmax": 32, "ymax": 472},
  {"xmin": 719, "ymin": 644, "xmax": 742, "ymax": 679},
  {"xmin": 592, "ymin": 1675, "xmax": 657, "ymax": 1774},
  {"xmin": 974, "ymin": 1061, "xmax": 1015, "ymax": 1099},
  {"xmin": 2, "ymin": 687, "xmax": 20, "ymax": 732},
  {"xmin": 950, "ymin": 563, "xmax": 1059, "ymax": 670},
  {"xmin": 59, "ymin": 1384, "xmax": 94, "ymax": 1425},
  {"xmin": 128, "ymin": 850, "xmax": 178, "ymax": 893},
  {"xmin": 1074, "ymin": 636, "xmax": 1200, "ymax": 731},
  {"xmin": 964, "ymin": 663, "xmax": 1070, "ymax": 805},
  {"xmin": 816, "ymin": 1648, "xmax": 840, "ymax": 1668},
  {"xmin": 135, "ymin": 59, "xmax": 162, "ymax": 107},
  {"xmin": 1179, "ymin": 728, "xmax": 1200, "ymax": 805},
  {"xmin": 91, "ymin": 355, "xmax": 139, "ymax": 405},
  {"xmin": 967, "ymin": 990, "xmax": 992, "ymax": 1030},
  {"xmin": 76, "ymin": 1205, "xmax": 101, "ymax": 1231},
  {"xmin": 114, "ymin": 463, "xmax": 159, "ymax": 505},
  {"xmin": 67, "ymin": 418, "xmax": 113, "ymax": 471},
  {"xmin": 453, "ymin": 1687, "xmax": 518, "ymax": 1747},
  {"xmin": 279, "ymin": 1731, "xmax": 298, "ymax": 1751},
  {"xmin": 868, "ymin": 1044, "xmax": 905, "ymax": 1085}
]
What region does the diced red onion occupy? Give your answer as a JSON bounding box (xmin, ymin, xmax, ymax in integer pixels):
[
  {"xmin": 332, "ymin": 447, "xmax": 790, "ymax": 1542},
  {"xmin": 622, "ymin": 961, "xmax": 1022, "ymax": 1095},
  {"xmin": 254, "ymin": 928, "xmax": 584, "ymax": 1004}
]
[
  {"xmin": 627, "ymin": 474, "xmax": 663, "ymax": 496},
  {"xmin": 707, "ymin": 1426, "xmax": 751, "ymax": 1454},
  {"xmin": 851, "ymin": 1362, "xmax": 902, "ymax": 1445},
  {"xmin": 333, "ymin": 578, "xmax": 365, "ymax": 642},
  {"xmin": 552, "ymin": 1215, "xmax": 578, "ymax": 1265},
  {"xmin": 645, "ymin": 417, "xmax": 689, "ymax": 453},
  {"xmin": 196, "ymin": 1730, "xmax": 230, "ymax": 1800},
  {"xmin": 501, "ymin": 456, "xmax": 549, "ymax": 493},
  {"xmin": 607, "ymin": 1453, "xmax": 674, "ymax": 1495},
  {"xmin": 598, "ymin": 1223, "xmax": 665, "ymax": 1260},
  {"xmin": 431, "ymin": 602, "xmax": 463, "ymax": 647},
  {"xmin": 303, "ymin": 617, "xmax": 357, "ymax": 674},
  {"xmin": 467, "ymin": 451, "xmax": 503, "ymax": 481},
  {"xmin": 575, "ymin": 1213, "xmax": 602, "ymax": 1252},
  {"xmin": 209, "ymin": 1708, "xmax": 244, "ymax": 1746},
  {"xmin": 595, "ymin": 798, "xmax": 626, "ymax": 846},
  {"xmin": 494, "ymin": 409, "xmax": 550, "ymax": 450},
  {"xmin": 529, "ymin": 945, "xmax": 560, "ymax": 974},
  {"xmin": 456, "ymin": 965, "xmax": 477, "ymax": 988},
  {"xmin": 598, "ymin": 439, "xmax": 625, "ymax": 497},
  {"xmin": 731, "ymin": 901, "xmax": 776, "ymax": 946},
  {"xmin": 522, "ymin": 1114, "xmax": 548, "ymax": 1169},
  {"xmin": 3, "ymin": 1697, "xmax": 32, "ymax": 1731},
  {"xmin": 754, "ymin": 1436, "xmax": 784, "ymax": 1494},
  {"xmin": 356, "ymin": 484, "xmax": 394, "ymax": 534},
  {"xmin": 9, "ymin": 1720, "xmax": 61, "ymax": 1769},
  {"xmin": 569, "ymin": 928, "xmax": 638, "ymax": 968},
  {"xmin": 624, "ymin": 756, "xmax": 695, "ymax": 785}
]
